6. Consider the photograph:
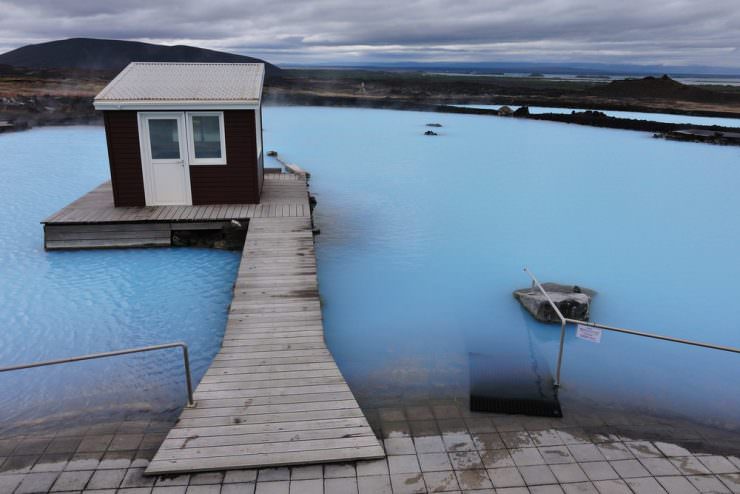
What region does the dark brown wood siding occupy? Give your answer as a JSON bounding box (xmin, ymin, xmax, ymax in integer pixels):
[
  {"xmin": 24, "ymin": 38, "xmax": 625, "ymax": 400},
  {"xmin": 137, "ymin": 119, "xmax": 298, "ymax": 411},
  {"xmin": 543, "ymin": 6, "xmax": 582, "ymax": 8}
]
[
  {"xmin": 103, "ymin": 111, "xmax": 145, "ymax": 207},
  {"xmin": 189, "ymin": 109, "xmax": 261, "ymax": 204}
]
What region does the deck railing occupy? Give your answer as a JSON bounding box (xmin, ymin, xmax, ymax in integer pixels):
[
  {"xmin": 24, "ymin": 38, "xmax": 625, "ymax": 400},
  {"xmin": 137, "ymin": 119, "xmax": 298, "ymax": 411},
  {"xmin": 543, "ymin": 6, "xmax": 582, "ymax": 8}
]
[
  {"xmin": 0, "ymin": 342, "xmax": 195, "ymax": 407},
  {"xmin": 522, "ymin": 267, "xmax": 740, "ymax": 387}
]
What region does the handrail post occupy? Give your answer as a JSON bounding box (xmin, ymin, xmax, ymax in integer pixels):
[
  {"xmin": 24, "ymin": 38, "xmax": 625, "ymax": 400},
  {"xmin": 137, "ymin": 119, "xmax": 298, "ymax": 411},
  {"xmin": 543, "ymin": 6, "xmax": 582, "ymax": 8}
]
[
  {"xmin": 180, "ymin": 344, "xmax": 195, "ymax": 407},
  {"xmin": 555, "ymin": 319, "xmax": 566, "ymax": 387}
]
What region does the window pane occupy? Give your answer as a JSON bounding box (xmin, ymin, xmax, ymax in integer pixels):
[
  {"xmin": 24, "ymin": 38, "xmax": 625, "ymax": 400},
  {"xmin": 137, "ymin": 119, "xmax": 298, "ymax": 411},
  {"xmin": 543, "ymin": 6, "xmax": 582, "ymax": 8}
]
[
  {"xmin": 192, "ymin": 115, "xmax": 222, "ymax": 159},
  {"xmin": 148, "ymin": 119, "xmax": 180, "ymax": 159}
]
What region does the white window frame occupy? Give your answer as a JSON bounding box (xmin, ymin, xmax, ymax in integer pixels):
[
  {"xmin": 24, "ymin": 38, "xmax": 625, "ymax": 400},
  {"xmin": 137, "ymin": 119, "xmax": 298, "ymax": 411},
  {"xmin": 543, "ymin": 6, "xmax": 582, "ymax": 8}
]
[{"xmin": 186, "ymin": 111, "xmax": 227, "ymax": 165}]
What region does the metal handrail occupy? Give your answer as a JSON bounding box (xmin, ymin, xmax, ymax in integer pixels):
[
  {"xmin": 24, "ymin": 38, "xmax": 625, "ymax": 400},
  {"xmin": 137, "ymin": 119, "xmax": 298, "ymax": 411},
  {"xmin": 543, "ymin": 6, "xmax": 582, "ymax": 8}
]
[
  {"xmin": 0, "ymin": 342, "xmax": 195, "ymax": 407},
  {"xmin": 523, "ymin": 268, "xmax": 740, "ymax": 387}
]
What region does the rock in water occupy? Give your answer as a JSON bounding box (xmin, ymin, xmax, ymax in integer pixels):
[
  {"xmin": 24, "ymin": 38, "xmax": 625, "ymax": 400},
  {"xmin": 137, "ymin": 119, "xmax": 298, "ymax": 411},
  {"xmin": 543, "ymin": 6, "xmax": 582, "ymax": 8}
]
[{"xmin": 513, "ymin": 283, "xmax": 596, "ymax": 323}]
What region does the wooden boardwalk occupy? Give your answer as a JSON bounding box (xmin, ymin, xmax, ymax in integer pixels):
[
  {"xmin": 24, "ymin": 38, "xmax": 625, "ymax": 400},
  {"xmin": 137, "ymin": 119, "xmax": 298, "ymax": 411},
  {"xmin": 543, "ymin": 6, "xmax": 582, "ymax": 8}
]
[
  {"xmin": 143, "ymin": 180, "xmax": 384, "ymax": 474},
  {"xmin": 43, "ymin": 174, "xmax": 311, "ymax": 249}
]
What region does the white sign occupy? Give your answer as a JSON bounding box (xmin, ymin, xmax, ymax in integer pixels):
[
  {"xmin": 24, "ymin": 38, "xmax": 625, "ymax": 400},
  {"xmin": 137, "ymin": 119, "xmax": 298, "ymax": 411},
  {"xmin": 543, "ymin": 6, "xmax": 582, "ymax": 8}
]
[{"xmin": 576, "ymin": 324, "xmax": 602, "ymax": 343}]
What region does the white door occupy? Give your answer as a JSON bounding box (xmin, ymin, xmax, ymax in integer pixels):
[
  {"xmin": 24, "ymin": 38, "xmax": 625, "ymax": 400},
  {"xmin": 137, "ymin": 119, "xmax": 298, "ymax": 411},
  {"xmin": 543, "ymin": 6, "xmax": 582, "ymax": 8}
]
[{"xmin": 139, "ymin": 112, "xmax": 192, "ymax": 206}]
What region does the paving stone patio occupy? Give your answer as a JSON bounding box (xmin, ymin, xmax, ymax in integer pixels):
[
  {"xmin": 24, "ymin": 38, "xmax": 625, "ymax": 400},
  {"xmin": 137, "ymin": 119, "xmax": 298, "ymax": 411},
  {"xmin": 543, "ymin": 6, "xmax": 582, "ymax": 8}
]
[{"xmin": 1, "ymin": 401, "xmax": 739, "ymax": 493}]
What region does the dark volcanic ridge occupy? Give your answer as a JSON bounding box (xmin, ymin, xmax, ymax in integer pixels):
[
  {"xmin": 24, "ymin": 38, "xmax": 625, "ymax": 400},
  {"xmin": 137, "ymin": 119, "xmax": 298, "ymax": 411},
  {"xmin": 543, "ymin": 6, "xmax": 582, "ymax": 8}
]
[{"xmin": 0, "ymin": 38, "xmax": 282, "ymax": 78}]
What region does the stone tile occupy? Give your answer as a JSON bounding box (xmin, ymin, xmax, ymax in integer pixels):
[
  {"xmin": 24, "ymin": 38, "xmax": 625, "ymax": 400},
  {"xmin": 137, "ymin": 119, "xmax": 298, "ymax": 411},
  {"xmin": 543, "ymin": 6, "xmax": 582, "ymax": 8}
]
[
  {"xmin": 465, "ymin": 417, "xmax": 497, "ymax": 433},
  {"xmin": 487, "ymin": 467, "xmax": 525, "ymax": 488},
  {"xmin": 448, "ymin": 450, "xmax": 483, "ymax": 470},
  {"xmin": 0, "ymin": 454, "xmax": 38, "ymax": 474},
  {"xmin": 455, "ymin": 468, "xmax": 492, "ymax": 490},
  {"xmin": 558, "ymin": 430, "xmax": 591, "ymax": 445},
  {"xmin": 225, "ymin": 470, "xmax": 258, "ymax": 483},
  {"xmin": 257, "ymin": 468, "xmax": 289, "ymax": 482},
  {"xmin": 98, "ymin": 451, "xmax": 134, "ymax": 470},
  {"xmin": 479, "ymin": 449, "xmax": 515, "ymax": 469},
  {"xmin": 610, "ymin": 459, "xmax": 651, "ymax": 478},
  {"xmin": 384, "ymin": 437, "xmax": 416, "ymax": 455},
  {"xmin": 519, "ymin": 465, "xmax": 558, "ymax": 486},
  {"xmin": 687, "ymin": 475, "xmax": 731, "ymax": 493},
  {"xmin": 717, "ymin": 474, "xmax": 740, "ymax": 494},
  {"xmin": 580, "ymin": 462, "xmax": 620, "ymax": 481},
  {"xmin": 406, "ymin": 406, "xmax": 435, "ymax": 421},
  {"xmin": 625, "ymin": 477, "xmax": 668, "ymax": 494},
  {"xmin": 569, "ymin": 444, "xmax": 606, "ymax": 463},
  {"xmin": 186, "ymin": 486, "xmax": 222, "ymax": 494},
  {"xmin": 381, "ymin": 421, "xmax": 411, "ymax": 438},
  {"xmin": 289, "ymin": 478, "xmax": 322, "ymax": 494},
  {"xmin": 540, "ymin": 446, "xmax": 576, "ymax": 464},
  {"xmin": 0, "ymin": 473, "xmax": 25, "ymax": 493},
  {"xmin": 510, "ymin": 447, "xmax": 546, "ymax": 466},
  {"xmin": 191, "ymin": 472, "xmax": 225, "ymax": 485},
  {"xmin": 409, "ymin": 420, "xmax": 440, "ymax": 437},
  {"xmin": 323, "ymin": 462, "xmax": 355, "ymax": 478},
  {"xmin": 14, "ymin": 437, "xmax": 52, "ymax": 455},
  {"xmin": 15, "ymin": 471, "xmax": 59, "ymax": 494},
  {"xmin": 390, "ymin": 472, "xmax": 426, "ymax": 494},
  {"xmin": 530, "ymin": 485, "xmax": 566, "ymax": 494},
  {"xmin": 625, "ymin": 441, "xmax": 662, "ymax": 458},
  {"xmin": 87, "ymin": 468, "xmax": 126, "ymax": 489},
  {"xmin": 388, "ymin": 455, "xmax": 421, "ymax": 474},
  {"xmin": 358, "ymin": 474, "xmax": 392, "ymax": 494},
  {"xmin": 118, "ymin": 488, "xmax": 155, "ymax": 494},
  {"xmin": 656, "ymin": 476, "xmax": 701, "ymax": 494},
  {"xmin": 356, "ymin": 459, "xmax": 388, "ymax": 477},
  {"xmin": 155, "ymin": 475, "xmax": 191, "ymax": 486},
  {"xmin": 254, "ymin": 480, "xmax": 290, "ymax": 494},
  {"xmin": 51, "ymin": 469, "xmax": 94, "ymax": 491},
  {"xmin": 432, "ymin": 405, "xmax": 462, "ymax": 419},
  {"xmin": 47, "ymin": 437, "xmax": 83, "ymax": 454},
  {"xmin": 153, "ymin": 487, "xmax": 188, "ymax": 494},
  {"xmin": 671, "ymin": 457, "xmax": 712, "ymax": 476},
  {"xmin": 65, "ymin": 452, "xmax": 102, "ymax": 472},
  {"xmin": 108, "ymin": 434, "xmax": 143, "ymax": 451},
  {"xmin": 121, "ymin": 468, "xmax": 156, "ymax": 488},
  {"xmin": 472, "ymin": 432, "xmax": 504, "ymax": 451},
  {"xmin": 562, "ymin": 481, "xmax": 599, "ymax": 494},
  {"xmin": 498, "ymin": 488, "xmax": 531, "ymax": 494},
  {"xmin": 222, "ymin": 483, "xmax": 255, "ymax": 494},
  {"xmin": 423, "ymin": 471, "xmax": 459, "ymax": 492},
  {"xmin": 492, "ymin": 416, "xmax": 526, "ymax": 432},
  {"xmin": 655, "ymin": 443, "xmax": 693, "ymax": 457},
  {"xmin": 32, "ymin": 453, "xmax": 70, "ymax": 472},
  {"xmin": 77, "ymin": 435, "xmax": 114, "ymax": 453},
  {"xmin": 597, "ymin": 443, "xmax": 634, "ymax": 461},
  {"xmin": 414, "ymin": 436, "xmax": 446, "ymax": 454},
  {"xmin": 418, "ymin": 453, "xmax": 453, "ymax": 472},
  {"xmin": 501, "ymin": 432, "xmax": 535, "ymax": 449},
  {"xmin": 0, "ymin": 438, "xmax": 20, "ymax": 456},
  {"xmin": 593, "ymin": 479, "xmax": 633, "ymax": 494},
  {"xmin": 532, "ymin": 430, "xmax": 565, "ymax": 447},
  {"xmin": 640, "ymin": 458, "xmax": 682, "ymax": 476},
  {"xmin": 550, "ymin": 463, "xmax": 589, "ymax": 484},
  {"xmin": 699, "ymin": 457, "xmax": 739, "ymax": 475},
  {"xmin": 442, "ymin": 432, "xmax": 476, "ymax": 452},
  {"xmin": 379, "ymin": 407, "xmax": 406, "ymax": 422}
]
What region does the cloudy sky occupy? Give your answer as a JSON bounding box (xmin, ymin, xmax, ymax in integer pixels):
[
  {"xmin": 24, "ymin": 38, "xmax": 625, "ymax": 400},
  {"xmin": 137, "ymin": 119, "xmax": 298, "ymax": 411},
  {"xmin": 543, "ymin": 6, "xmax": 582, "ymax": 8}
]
[{"xmin": 1, "ymin": 0, "xmax": 739, "ymax": 68}]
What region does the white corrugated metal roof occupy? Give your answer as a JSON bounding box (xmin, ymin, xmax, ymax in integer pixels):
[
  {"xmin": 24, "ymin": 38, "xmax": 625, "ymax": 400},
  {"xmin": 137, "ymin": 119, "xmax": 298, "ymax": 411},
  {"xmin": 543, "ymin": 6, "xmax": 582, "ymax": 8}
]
[{"xmin": 94, "ymin": 62, "xmax": 264, "ymax": 109}]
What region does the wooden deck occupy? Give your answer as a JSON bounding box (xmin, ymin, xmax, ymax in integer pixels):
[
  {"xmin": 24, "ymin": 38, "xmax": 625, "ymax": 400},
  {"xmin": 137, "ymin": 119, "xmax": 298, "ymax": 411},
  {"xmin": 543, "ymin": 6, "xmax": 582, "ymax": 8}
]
[
  {"xmin": 42, "ymin": 174, "xmax": 311, "ymax": 249},
  {"xmin": 131, "ymin": 177, "xmax": 382, "ymax": 474}
]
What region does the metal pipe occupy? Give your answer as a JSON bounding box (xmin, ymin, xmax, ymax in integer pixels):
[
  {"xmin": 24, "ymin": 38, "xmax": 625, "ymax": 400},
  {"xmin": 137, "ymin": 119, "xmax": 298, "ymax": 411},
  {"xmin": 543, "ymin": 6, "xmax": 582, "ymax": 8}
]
[{"xmin": 0, "ymin": 342, "xmax": 195, "ymax": 407}]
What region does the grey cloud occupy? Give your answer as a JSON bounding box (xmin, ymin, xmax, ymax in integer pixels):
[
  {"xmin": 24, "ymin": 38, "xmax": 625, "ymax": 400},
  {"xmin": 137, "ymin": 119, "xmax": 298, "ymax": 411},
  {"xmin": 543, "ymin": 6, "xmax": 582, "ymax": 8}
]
[{"xmin": 0, "ymin": 0, "xmax": 738, "ymax": 67}]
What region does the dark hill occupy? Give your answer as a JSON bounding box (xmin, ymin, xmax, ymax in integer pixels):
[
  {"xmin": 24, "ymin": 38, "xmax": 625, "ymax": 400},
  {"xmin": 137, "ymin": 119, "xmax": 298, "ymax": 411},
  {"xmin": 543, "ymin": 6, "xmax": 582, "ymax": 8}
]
[
  {"xmin": 0, "ymin": 38, "xmax": 282, "ymax": 78},
  {"xmin": 593, "ymin": 75, "xmax": 740, "ymax": 103}
]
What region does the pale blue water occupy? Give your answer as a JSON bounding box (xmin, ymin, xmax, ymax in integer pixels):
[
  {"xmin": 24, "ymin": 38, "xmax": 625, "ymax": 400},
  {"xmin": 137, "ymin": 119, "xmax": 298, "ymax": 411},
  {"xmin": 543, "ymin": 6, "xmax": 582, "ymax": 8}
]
[
  {"xmin": 454, "ymin": 104, "xmax": 740, "ymax": 128},
  {"xmin": 0, "ymin": 127, "xmax": 239, "ymax": 431},
  {"xmin": 2, "ymin": 110, "xmax": 739, "ymax": 434},
  {"xmin": 262, "ymin": 106, "xmax": 740, "ymax": 430}
]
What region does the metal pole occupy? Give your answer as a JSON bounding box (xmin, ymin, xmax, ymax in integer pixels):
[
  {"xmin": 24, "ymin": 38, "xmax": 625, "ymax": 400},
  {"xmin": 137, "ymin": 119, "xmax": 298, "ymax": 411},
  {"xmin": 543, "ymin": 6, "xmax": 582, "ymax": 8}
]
[
  {"xmin": 0, "ymin": 342, "xmax": 195, "ymax": 407},
  {"xmin": 555, "ymin": 319, "xmax": 566, "ymax": 387}
]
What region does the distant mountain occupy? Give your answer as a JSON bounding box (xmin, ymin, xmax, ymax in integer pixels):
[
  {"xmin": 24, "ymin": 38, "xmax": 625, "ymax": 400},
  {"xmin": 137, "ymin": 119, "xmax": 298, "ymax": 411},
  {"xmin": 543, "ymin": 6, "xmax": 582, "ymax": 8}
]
[
  {"xmin": 594, "ymin": 75, "xmax": 740, "ymax": 103},
  {"xmin": 0, "ymin": 38, "xmax": 282, "ymax": 78},
  {"xmin": 298, "ymin": 61, "xmax": 740, "ymax": 78}
]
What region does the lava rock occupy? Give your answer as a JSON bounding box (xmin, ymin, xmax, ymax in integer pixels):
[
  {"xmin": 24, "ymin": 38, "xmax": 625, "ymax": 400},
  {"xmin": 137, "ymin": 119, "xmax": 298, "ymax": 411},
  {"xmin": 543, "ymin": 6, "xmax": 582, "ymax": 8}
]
[
  {"xmin": 424, "ymin": 130, "xmax": 438, "ymax": 136},
  {"xmin": 513, "ymin": 283, "xmax": 596, "ymax": 323},
  {"xmin": 514, "ymin": 106, "xmax": 530, "ymax": 116},
  {"xmin": 426, "ymin": 123, "xmax": 443, "ymax": 127}
]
